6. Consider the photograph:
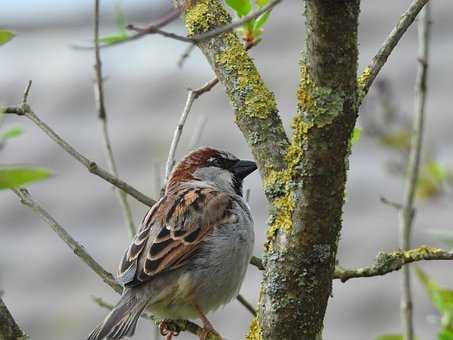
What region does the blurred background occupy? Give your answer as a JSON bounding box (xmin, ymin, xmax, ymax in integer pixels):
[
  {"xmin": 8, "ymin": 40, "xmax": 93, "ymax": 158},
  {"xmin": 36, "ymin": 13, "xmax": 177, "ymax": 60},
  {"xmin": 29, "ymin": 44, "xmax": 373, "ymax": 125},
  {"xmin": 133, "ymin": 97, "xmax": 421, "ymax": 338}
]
[{"xmin": 1, "ymin": 1, "xmax": 453, "ymax": 339}]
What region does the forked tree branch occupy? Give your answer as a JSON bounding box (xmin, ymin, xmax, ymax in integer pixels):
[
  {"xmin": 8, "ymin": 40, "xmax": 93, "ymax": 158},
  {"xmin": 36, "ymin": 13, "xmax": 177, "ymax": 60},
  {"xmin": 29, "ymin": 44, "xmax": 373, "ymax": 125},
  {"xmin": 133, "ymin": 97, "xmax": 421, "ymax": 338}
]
[
  {"xmin": 359, "ymin": 0, "xmax": 430, "ymax": 101},
  {"xmin": 3, "ymin": 83, "xmax": 156, "ymax": 208},
  {"xmin": 0, "ymin": 297, "xmax": 26, "ymax": 340},
  {"xmin": 93, "ymin": 0, "xmax": 136, "ymax": 238}
]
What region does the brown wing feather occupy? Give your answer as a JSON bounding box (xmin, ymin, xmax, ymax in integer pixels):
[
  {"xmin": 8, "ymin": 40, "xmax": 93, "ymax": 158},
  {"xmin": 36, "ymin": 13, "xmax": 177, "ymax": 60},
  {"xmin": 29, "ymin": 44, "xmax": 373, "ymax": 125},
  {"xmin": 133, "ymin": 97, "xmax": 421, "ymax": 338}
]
[{"xmin": 117, "ymin": 187, "xmax": 233, "ymax": 287}]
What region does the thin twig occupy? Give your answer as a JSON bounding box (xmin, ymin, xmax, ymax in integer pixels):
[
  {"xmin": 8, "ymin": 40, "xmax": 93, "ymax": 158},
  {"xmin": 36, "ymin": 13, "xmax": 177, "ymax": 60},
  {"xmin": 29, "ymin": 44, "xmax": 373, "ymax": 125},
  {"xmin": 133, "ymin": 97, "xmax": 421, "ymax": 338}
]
[
  {"xmin": 380, "ymin": 196, "xmax": 403, "ymax": 210},
  {"xmin": 12, "ymin": 188, "xmax": 122, "ymax": 293},
  {"xmin": 11, "ymin": 188, "xmax": 216, "ymax": 339},
  {"xmin": 103, "ymin": 0, "xmax": 280, "ymax": 49},
  {"xmin": 178, "ymin": 43, "xmax": 196, "ymax": 68},
  {"xmin": 237, "ymin": 294, "xmax": 257, "ymax": 317},
  {"xmin": 399, "ymin": 5, "xmax": 430, "ymax": 340},
  {"xmin": 0, "ymin": 297, "xmax": 26, "ymax": 340},
  {"xmin": 359, "ymin": 0, "xmax": 430, "ymax": 101},
  {"xmin": 334, "ymin": 246, "xmax": 450, "ymax": 282},
  {"xmin": 189, "ymin": 0, "xmax": 282, "ymax": 42},
  {"xmin": 93, "ymin": 0, "xmax": 136, "ymax": 238},
  {"xmin": 165, "ymin": 90, "xmax": 197, "ymax": 181},
  {"xmin": 251, "ymin": 246, "xmax": 453, "ymax": 283},
  {"xmin": 3, "ymin": 84, "xmax": 155, "ymax": 207}
]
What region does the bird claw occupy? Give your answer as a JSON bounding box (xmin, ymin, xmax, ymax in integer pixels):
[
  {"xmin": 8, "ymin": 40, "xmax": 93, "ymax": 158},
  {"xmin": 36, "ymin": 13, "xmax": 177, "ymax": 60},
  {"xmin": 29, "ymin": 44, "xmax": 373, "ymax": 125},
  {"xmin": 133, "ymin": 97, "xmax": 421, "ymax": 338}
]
[{"xmin": 159, "ymin": 320, "xmax": 180, "ymax": 340}]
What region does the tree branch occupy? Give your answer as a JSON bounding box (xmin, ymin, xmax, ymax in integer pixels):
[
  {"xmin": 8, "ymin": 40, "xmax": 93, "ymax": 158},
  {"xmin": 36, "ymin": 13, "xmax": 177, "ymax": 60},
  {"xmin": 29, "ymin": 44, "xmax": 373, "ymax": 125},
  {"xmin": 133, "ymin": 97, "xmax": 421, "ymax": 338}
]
[
  {"xmin": 398, "ymin": 5, "xmax": 431, "ymax": 340},
  {"xmin": 173, "ymin": 0, "xmax": 288, "ymax": 182},
  {"xmin": 12, "ymin": 188, "xmax": 122, "ymax": 293},
  {"xmin": 358, "ymin": 0, "xmax": 430, "ymax": 101},
  {"xmin": 335, "ymin": 246, "xmax": 451, "ymax": 282},
  {"xmin": 0, "ymin": 297, "xmax": 26, "ymax": 340},
  {"xmin": 11, "ymin": 188, "xmax": 218, "ymax": 339},
  {"xmin": 93, "ymin": 0, "xmax": 136, "ymax": 238},
  {"xmin": 3, "ymin": 84, "xmax": 156, "ymax": 208}
]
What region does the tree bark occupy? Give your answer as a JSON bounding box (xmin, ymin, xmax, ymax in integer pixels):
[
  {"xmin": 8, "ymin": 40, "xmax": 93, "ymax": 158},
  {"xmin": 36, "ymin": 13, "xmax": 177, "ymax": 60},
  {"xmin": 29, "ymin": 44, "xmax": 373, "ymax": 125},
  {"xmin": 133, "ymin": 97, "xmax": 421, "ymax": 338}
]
[
  {"xmin": 0, "ymin": 298, "xmax": 26, "ymax": 340},
  {"xmin": 258, "ymin": 1, "xmax": 360, "ymax": 339},
  {"xmin": 174, "ymin": 0, "xmax": 360, "ymax": 339}
]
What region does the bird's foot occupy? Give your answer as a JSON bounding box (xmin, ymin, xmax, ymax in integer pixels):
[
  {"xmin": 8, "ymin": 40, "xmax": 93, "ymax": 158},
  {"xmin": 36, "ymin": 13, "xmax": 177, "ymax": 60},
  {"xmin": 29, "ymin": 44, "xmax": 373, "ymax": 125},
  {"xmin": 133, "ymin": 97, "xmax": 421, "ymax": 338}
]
[{"xmin": 159, "ymin": 320, "xmax": 180, "ymax": 340}]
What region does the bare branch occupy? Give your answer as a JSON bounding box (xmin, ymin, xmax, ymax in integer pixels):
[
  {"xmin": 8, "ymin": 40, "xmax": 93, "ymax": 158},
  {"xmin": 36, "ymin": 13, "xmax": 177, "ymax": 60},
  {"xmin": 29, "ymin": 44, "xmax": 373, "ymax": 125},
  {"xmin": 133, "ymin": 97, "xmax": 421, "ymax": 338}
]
[
  {"xmin": 93, "ymin": 0, "xmax": 136, "ymax": 238},
  {"xmin": 101, "ymin": 0, "xmax": 280, "ymax": 49},
  {"xmin": 0, "ymin": 297, "xmax": 26, "ymax": 340},
  {"xmin": 165, "ymin": 90, "xmax": 197, "ymax": 181},
  {"xmin": 11, "ymin": 188, "xmax": 218, "ymax": 339},
  {"xmin": 335, "ymin": 246, "xmax": 450, "ymax": 282},
  {"xmin": 237, "ymin": 294, "xmax": 257, "ymax": 317},
  {"xmin": 12, "ymin": 188, "xmax": 122, "ymax": 293},
  {"xmin": 252, "ymin": 246, "xmax": 453, "ymax": 283},
  {"xmin": 359, "ymin": 0, "xmax": 430, "ymax": 101},
  {"xmin": 3, "ymin": 86, "xmax": 155, "ymax": 207},
  {"xmin": 91, "ymin": 296, "xmax": 216, "ymax": 339},
  {"xmin": 250, "ymin": 256, "xmax": 264, "ymax": 271},
  {"xmin": 399, "ymin": 5, "xmax": 431, "ymax": 340},
  {"xmin": 189, "ymin": 0, "xmax": 282, "ymax": 42}
]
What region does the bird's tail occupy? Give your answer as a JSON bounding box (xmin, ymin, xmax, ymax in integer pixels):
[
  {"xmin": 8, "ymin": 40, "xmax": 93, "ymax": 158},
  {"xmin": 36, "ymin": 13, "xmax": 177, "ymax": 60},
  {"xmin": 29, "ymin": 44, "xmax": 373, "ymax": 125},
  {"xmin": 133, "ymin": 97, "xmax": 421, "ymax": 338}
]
[{"xmin": 87, "ymin": 289, "xmax": 148, "ymax": 340}]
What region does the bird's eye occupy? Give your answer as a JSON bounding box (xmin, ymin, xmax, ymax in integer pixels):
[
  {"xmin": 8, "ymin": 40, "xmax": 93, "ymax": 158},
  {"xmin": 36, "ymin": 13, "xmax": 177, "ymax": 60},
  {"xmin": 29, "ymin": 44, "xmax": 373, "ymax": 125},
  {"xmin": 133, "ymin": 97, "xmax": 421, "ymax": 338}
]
[{"xmin": 210, "ymin": 158, "xmax": 223, "ymax": 167}]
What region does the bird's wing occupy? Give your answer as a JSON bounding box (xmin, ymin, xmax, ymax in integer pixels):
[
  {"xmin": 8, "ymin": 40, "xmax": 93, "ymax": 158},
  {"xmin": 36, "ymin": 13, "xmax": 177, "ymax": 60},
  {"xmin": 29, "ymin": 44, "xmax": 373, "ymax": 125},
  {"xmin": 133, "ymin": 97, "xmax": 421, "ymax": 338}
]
[{"xmin": 117, "ymin": 187, "xmax": 234, "ymax": 287}]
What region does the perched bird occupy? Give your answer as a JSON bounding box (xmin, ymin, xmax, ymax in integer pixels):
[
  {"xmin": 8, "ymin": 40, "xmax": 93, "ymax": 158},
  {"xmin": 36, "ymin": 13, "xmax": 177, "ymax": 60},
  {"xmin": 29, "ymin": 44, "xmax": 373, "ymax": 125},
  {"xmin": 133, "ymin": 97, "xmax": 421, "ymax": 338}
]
[{"xmin": 88, "ymin": 147, "xmax": 257, "ymax": 340}]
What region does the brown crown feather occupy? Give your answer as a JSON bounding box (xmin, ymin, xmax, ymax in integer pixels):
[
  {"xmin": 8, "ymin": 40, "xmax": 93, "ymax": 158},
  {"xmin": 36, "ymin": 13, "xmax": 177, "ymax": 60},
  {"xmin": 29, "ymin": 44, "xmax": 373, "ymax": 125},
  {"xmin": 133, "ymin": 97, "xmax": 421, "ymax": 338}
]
[{"xmin": 166, "ymin": 147, "xmax": 220, "ymax": 192}]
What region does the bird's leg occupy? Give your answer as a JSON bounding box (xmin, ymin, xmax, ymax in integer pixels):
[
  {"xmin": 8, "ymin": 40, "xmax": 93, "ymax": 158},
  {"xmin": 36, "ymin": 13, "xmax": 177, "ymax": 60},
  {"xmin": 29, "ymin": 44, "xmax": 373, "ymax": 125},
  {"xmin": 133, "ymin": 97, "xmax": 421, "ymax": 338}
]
[
  {"xmin": 159, "ymin": 320, "xmax": 180, "ymax": 340},
  {"xmin": 193, "ymin": 304, "xmax": 221, "ymax": 340}
]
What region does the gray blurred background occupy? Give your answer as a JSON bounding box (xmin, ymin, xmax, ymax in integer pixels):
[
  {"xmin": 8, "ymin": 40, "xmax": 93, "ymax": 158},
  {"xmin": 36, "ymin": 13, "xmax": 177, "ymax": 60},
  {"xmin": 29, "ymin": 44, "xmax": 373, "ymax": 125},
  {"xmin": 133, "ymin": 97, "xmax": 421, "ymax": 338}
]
[{"xmin": 1, "ymin": 1, "xmax": 453, "ymax": 339}]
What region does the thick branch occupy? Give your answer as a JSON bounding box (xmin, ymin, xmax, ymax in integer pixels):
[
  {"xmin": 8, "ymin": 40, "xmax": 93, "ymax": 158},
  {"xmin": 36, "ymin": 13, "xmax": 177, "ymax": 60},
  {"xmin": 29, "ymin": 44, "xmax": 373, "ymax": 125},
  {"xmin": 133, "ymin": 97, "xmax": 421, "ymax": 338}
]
[
  {"xmin": 398, "ymin": 5, "xmax": 431, "ymax": 340},
  {"xmin": 359, "ymin": 0, "xmax": 430, "ymax": 100},
  {"xmin": 93, "ymin": 0, "xmax": 136, "ymax": 238},
  {"xmin": 0, "ymin": 297, "xmax": 26, "ymax": 340},
  {"xmin": 335, "ymin": 246, "xmax": 451, "ymax": 282},
  {"xmin": 173, "ymin": 0, "xmax": 289, "ymax": 180},
  {"xmin": 3, "ymin": 101, "xmax": 155, "ymax": 207}
]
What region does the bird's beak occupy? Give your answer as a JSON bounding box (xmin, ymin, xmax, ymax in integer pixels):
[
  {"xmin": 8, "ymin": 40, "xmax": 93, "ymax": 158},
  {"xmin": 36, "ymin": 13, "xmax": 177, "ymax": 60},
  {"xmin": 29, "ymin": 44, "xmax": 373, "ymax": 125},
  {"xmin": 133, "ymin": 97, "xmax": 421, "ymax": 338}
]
[{"xmin": 231, "ymin": 160, "xmax": 257, "ymax": 180}]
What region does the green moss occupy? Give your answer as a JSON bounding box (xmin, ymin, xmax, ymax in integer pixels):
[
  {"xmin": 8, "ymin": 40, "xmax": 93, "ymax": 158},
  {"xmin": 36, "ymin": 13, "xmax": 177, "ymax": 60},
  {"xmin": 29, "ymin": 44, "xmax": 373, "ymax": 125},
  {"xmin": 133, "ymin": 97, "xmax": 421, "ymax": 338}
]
[
  {"xmin": 184, "ymin": 0, "xmax": 230, "ymax": 36},
  {"xmin": 357, "ymin": 66, "xmax": 371, "ymax": 101},
  {"xmin": 215, "ymin": 35, "xmax": 277, "ymax": 119},
  {"xmin": 297, "ymin": 63, "xmax": 344, "ymax": 129},
  {"xmin": 246, "ymin": 317, "xmax": 263, "ymax": 340}
]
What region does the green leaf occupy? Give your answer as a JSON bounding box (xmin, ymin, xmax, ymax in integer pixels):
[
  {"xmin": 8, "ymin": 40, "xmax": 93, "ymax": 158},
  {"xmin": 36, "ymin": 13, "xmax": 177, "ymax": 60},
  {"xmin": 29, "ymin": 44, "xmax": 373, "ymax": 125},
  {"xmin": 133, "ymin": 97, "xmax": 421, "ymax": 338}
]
[
  {"xmin": 225, "ymin": 0, "xmax": 252, "ymax": 17},
  {"xmin": 0, "ymin": 29, "xmax": 15, "ymax": 46},
  {"xmin": 256, "ymin": 0, "xmax": 269, "ymax": 7},
  {"xmin": 0, "ymin": 127, "xmax": 23, "ymax": 140},
  {"xmin": 439, "ymin": 330, "xmax": 453, "ymax": 340},
  {"xmin": 425, "ymin": 161, "xmax": 448, "ymax": 183},
  {"xmin": 252, "ymin": 11, "xmax": 271, "ymax": 35},
  {"xmin": 0, "ymin": 167, "xmax": 51, "ymax": 190},
  {"xmin": 113, "ymin": 1, "xmax": 127, "ymax": 34},
  {"xmin": 99, "ymin": 33, "xmax": 129, "ymax": 45},
  {"xmin": 375, "ymin": 335, "xmax": 403, "ymax": 340},
  {"xmin": 351, "ymin": 127, "xmax": 362, "ymax": 145},
  {"xmin": 416, "ymin": 268, "xmax": 453, "ymax": 314}
]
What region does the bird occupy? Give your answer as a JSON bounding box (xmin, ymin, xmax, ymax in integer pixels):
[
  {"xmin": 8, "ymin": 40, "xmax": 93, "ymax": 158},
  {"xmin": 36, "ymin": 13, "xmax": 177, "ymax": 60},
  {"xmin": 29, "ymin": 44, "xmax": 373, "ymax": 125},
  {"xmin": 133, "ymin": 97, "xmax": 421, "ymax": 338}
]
[{"xmin": 87, "ymin": 147, "xmax": 257, "ymax": 340}]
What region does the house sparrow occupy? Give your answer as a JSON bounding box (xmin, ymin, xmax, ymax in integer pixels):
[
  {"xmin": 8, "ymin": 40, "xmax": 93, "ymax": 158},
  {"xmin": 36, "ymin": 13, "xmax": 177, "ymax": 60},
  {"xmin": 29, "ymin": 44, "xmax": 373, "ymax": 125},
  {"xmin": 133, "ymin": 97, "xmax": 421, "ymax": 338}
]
[{"xmin": 88, "ymin": 147, "xmax": 257, "ymax": 340}]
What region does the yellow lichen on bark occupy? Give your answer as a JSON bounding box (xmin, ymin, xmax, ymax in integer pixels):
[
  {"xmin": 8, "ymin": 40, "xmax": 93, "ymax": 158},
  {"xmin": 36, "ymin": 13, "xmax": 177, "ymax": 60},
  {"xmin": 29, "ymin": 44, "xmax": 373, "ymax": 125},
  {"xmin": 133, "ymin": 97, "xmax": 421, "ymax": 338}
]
[
  {"xmin": 246, "ymin": 317, "xmax": 263, "ymax": 340},
  {"xmin": 184, "ymin": 0, "xmax": 229, "ymax": 36}
]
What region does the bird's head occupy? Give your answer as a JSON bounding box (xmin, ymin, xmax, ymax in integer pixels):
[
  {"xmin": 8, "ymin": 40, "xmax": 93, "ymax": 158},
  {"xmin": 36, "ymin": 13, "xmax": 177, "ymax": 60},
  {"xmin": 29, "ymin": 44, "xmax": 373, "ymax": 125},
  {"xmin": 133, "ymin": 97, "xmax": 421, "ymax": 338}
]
[{"xmin": 167, "ymin": 147, "xmax": 257, "ymax": 196}]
